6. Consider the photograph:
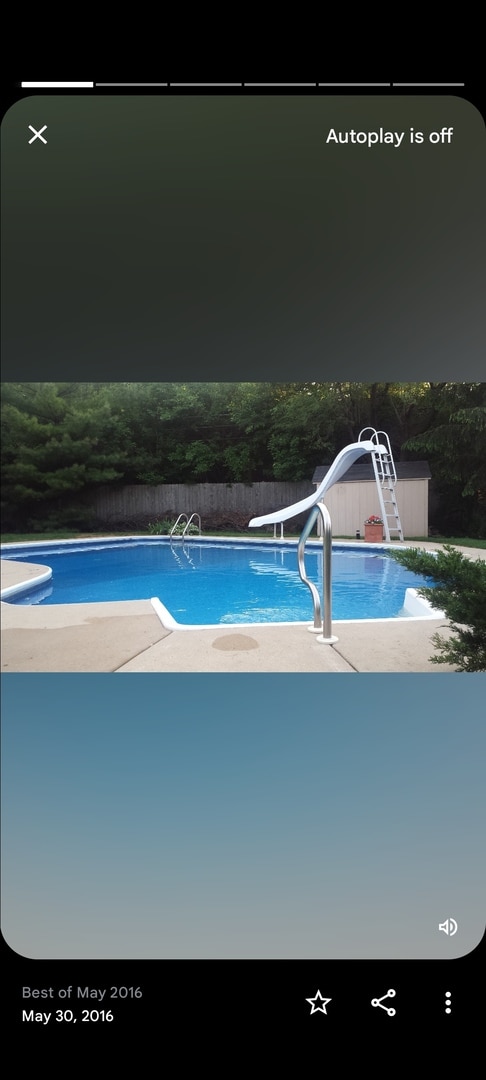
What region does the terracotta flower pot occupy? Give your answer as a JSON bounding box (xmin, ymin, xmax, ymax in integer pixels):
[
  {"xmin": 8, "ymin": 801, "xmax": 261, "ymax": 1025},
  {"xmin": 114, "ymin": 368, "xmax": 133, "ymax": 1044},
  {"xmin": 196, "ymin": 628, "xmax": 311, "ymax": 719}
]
[{"xmin": 364, "ymin": 523, "xmax": 384, "ymax": 542}]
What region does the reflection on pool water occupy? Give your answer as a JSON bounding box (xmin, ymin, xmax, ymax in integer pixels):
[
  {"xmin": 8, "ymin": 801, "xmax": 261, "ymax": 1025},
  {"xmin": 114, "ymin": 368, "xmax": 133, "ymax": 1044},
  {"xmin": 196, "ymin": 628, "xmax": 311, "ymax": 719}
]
[{"xmin": 2, "ymin": 539, "xmax": 437, "ymax": 625}]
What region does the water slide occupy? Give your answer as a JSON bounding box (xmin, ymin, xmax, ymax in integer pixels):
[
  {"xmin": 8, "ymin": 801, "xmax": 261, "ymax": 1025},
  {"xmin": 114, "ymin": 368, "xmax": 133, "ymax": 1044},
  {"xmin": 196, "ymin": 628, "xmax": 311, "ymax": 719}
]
[{"xmin": 249, "ymin": 440, "xmax": 387, "ymax": 527}]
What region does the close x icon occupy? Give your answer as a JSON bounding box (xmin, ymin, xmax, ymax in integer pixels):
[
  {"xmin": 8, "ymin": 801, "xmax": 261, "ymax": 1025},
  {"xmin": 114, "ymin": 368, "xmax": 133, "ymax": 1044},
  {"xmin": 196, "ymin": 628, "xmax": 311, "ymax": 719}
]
[{"xmin": 28, "ymin": 125, "xmax": 47, "ymax": 144}]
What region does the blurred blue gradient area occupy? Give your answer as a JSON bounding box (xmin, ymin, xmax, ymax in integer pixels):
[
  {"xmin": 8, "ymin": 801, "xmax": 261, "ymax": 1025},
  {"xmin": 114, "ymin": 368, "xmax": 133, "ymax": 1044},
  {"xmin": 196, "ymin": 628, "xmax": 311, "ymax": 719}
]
[{"xmin": 2, "ymin": 674, "xmax": 484, "ymax": 959}]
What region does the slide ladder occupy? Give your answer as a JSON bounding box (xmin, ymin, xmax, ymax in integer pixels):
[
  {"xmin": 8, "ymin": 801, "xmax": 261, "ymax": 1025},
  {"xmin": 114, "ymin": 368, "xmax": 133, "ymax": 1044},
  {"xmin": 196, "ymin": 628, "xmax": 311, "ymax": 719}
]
[{"xmin": 359, "ymin": 428, "xmax": 404, "ymax": 541}]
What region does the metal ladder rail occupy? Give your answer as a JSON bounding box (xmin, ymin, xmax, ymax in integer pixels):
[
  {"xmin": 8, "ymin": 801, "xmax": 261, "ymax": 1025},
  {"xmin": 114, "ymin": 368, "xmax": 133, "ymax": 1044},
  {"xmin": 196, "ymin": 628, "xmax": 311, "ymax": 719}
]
[
  {"xmin": 182, "ymin": 513, "xmax": 201, "ymax": 538},
  {"xmin": 297, "ymin": 501, "xmax": 338, "ymax": 643},
  {"xmin": 358, "ymin": 428, "xmax": 404, "ymax": 541},
  {"xmin": 170, "ymin": 512, "xmax": 202, "ymax": 539},
  {"xmin": 371, "ymin": 432, "xmax": 403, "ymax": 541},
  {"xmin": 375, "ymin": 456, "xmax": 403, "ymax": 540},
  {"xmin": 169, "ymin": 513, "xmax": 189, "ymax": 538}
]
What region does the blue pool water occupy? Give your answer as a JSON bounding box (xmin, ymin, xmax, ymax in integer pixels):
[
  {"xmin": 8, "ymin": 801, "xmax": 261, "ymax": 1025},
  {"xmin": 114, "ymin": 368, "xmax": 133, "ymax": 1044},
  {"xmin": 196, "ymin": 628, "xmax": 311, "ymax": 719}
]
[{"xmin": 2, "ymin": 539, "xmax": 435, "ymax": 624}]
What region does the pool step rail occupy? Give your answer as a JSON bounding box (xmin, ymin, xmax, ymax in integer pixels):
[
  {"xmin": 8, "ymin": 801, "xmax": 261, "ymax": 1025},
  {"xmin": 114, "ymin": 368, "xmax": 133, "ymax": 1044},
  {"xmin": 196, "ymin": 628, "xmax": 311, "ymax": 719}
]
[
  {"xmin": 170, "ymin": 513, "xmax": 202, "ymax": 539},
  {"xmin": 358, "ymin": 429, "xmax": 404, "ymax": 542}
]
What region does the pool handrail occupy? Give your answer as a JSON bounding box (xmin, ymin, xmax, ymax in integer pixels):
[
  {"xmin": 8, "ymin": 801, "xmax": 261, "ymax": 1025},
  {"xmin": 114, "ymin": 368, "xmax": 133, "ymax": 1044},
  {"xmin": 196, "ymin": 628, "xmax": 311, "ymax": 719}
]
[
  {"xmin": 182, "ymin": 513, "xmax": 201, "ymax": 538},
  {"xmin": 170, "ymin": 513, "xmax": 189, "ymax": 537},
  {"xmin": 249, "ymin": 439, "xmax": 387, "ymax": 526}
]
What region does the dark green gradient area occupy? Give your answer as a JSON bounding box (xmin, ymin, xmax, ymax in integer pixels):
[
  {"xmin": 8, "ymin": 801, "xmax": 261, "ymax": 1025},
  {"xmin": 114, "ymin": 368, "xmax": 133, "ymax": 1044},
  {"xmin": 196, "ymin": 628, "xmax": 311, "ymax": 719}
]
[{"xmin": 2, "ymin": 95, "xmax": 485, "ymax": 381}]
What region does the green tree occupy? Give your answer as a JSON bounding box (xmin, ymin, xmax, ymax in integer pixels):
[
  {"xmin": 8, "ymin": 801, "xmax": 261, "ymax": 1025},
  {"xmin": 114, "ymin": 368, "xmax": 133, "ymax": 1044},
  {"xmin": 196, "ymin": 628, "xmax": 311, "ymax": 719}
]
[
  {"xmin": 391, "ymin": 545, "xmax": 486, "ymax": 671},
  {"xmin": 268, "ymin": 385, "xmax": 337, "ymax": 480},
  {"xmin": 400, "ymin": 383, "xmax": 486, "ymax": 537},
  {"xmin": 225, "ymin": 383, "xmax": 276, "ymax": 480},
  {"xmin": 1, "ymin": 383, "xmax": 127, "ymax": 529},
  {"xmin": 4, "ymin": 381, "xmax": 484, "ymax": 533}
]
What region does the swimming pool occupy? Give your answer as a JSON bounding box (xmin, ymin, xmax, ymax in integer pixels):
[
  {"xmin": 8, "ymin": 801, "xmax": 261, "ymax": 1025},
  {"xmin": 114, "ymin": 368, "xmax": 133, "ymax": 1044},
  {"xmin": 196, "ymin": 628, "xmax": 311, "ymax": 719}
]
[{"xmin": 1, "ymin": 537, "xmax": 438, "ymax": 625}]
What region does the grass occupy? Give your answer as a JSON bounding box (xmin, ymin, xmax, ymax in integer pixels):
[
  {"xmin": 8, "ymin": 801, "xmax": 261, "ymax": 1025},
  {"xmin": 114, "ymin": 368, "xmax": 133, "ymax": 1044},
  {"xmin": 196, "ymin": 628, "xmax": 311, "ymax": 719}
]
[
  {"xmin": 404, "ymin": 536, "xmax": 486, "ymax": 550},
  {"xmin": 1, "ymin": 529, "xmax": 143, "ymax": 543}
]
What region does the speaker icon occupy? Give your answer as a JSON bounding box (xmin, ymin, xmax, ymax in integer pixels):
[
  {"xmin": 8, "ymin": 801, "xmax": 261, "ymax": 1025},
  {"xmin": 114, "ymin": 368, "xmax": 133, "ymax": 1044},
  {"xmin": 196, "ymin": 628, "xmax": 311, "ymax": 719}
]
[{"xmin": 439, "ymin": 917, "xmax": 458, "ymax": 936}]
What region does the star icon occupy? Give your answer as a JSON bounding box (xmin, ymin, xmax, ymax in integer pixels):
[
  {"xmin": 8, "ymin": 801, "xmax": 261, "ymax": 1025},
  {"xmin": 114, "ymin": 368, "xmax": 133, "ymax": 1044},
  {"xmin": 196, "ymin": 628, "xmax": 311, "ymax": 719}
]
[{"xmin": 306, "ymin": 990, "xmax": 332, "ymax": 1015}]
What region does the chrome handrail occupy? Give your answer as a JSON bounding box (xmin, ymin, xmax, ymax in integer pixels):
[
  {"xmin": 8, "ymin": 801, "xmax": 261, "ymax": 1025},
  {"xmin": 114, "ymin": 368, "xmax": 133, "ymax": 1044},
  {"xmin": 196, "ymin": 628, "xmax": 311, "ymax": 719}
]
[
  {"xmin": 182, "ymin": 513, "xmax": 201, "ymax": 538},
  {"xmin": 169, "ymin": 513, "xmax": 188, "ymax": 537},
  {"xmin": 297, "ymin": 500, "xmax": 337, "ymax": 642}
]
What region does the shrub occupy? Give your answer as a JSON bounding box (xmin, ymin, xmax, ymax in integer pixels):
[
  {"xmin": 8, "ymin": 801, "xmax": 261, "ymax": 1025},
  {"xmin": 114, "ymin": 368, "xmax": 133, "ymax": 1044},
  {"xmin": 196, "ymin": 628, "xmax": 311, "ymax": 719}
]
[
  {"xmin": 390, "ymin": 544, "xmax": 486, "ymax": 672},
  {"xmin": 147, "ymin": 519, "xmax": 175, "ymax": 535}
]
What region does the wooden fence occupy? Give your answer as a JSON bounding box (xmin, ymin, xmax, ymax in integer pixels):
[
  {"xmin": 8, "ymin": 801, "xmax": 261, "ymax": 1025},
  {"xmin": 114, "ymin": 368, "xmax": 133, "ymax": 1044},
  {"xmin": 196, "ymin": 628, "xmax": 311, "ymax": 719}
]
[
  {"xmin": 92, "ymin": 482, "xmax": 313, "ymax": 527},
  {"xmin": 92, "ymin": 478, "xmax": 429, "ymax": 537}
]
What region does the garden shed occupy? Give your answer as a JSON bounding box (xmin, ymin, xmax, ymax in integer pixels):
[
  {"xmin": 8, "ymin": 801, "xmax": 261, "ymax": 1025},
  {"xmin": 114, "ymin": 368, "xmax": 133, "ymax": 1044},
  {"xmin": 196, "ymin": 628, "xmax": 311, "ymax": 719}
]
[{"xmin": 312, "ymin": 460, "xmax": 431, "ymax": 539}]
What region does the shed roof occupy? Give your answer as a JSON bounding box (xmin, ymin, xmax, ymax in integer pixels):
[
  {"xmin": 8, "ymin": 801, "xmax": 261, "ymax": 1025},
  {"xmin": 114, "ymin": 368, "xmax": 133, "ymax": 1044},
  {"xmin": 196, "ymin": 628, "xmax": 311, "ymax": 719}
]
[{"xmin": 312, "ymin": 460, "xmax": 431, "ymax": 484}]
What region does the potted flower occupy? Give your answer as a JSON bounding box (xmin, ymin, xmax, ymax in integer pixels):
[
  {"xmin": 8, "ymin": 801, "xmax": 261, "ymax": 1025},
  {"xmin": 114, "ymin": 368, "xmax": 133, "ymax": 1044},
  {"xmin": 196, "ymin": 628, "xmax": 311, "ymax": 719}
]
[{"xmin": 364, "ymin": 514, "xmax": 384, "ymax": 542}]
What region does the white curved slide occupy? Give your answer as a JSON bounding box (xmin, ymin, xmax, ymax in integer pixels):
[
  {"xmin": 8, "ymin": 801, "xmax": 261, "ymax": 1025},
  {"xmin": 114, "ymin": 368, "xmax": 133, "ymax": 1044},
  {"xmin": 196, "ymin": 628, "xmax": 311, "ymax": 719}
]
[{"xmin": 249, "ymin": 440, "xmax": 387, "ymax": 527}]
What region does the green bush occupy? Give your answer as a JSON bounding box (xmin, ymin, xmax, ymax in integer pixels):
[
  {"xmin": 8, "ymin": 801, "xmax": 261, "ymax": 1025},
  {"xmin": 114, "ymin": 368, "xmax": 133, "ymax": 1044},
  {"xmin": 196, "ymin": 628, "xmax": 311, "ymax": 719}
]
[
  {"xmin": 390, "ymin": 545, "xmax": 486, "ymax": 672},
  {"xmin": 147, "ymin": 519, "xmax": 173, "ymax": 535}
]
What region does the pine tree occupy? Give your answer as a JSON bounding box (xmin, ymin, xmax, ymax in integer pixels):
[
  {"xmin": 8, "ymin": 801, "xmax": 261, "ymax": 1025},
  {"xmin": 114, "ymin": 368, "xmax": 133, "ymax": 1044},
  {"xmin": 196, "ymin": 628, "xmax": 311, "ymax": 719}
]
[{"xmin": 1, "ymin": 384, "xmax": 127, "ymax": 529}]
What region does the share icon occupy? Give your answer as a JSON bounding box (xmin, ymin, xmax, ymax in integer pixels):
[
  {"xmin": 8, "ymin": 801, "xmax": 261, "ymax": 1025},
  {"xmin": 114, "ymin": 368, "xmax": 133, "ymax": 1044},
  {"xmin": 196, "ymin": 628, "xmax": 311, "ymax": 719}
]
[{"xmin": 371, "ymin": 989, "xmax": 396, "ymax": 1016}]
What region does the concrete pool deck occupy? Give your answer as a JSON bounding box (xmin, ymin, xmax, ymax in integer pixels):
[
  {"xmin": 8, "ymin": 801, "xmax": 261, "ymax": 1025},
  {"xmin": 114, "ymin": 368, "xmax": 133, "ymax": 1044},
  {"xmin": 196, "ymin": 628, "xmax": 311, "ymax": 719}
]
[{"xmin": 1, "ymin": 541, "xmax": 484, "ymax": 673}]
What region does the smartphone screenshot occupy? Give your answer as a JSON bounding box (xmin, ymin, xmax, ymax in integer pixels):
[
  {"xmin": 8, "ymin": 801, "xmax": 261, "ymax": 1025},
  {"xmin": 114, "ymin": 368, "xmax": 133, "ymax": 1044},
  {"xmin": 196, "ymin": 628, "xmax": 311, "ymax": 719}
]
[{"xmin": 1, "ymin": 76, "xmax": 485, "ymax": 1038}]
